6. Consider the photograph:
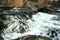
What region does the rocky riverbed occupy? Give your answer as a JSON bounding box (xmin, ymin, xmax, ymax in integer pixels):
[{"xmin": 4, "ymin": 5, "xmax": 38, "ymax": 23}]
[{"xmin": 0, "ymin": 8, "xmax": 60, "ymax": 40}]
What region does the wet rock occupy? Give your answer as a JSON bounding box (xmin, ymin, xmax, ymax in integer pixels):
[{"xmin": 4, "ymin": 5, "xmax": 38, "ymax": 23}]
[
  {"xmin": 2, "ymin": 8, "xmax": 35, "ymax": 20},
  {"xmin": 37, "ymin": 7, "xmax": 53, "ymax": 13},
  {"xmin": 50, "ymin": 30, "xmax": 57, "ymax": 38},
  {"xmin": 24, "ymin": 36, "xmax": 52, "ymax": 40},
  {"xmin": 0, "ymin": 21, "xmax": 6, "ymax": 30},
  {"xmin": 0, "ymin": 35, "xmax": 4, "ymax": 40}
]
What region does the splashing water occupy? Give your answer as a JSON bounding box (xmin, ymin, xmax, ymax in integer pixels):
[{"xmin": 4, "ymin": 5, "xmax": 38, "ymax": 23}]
[{"xmin": 1, "ymin": 10, "xmax": 60, "ymax": 40}]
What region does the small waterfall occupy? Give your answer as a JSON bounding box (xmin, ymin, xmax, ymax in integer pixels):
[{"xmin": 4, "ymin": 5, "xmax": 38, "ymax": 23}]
[{"xmin": 0, "ymin": 8, "xmax": 60, "ymax": 40}]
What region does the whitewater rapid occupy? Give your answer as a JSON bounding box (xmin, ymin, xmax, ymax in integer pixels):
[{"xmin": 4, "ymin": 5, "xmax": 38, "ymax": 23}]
[{"xmin": 2, "ymin": 12, "xmax": 60, "ymax": 40}]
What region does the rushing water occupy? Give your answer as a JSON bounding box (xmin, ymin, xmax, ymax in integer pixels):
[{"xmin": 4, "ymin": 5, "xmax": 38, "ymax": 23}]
[{"xmin": 0, "ymin": 8, "xmax": 60, "ymax": 40}]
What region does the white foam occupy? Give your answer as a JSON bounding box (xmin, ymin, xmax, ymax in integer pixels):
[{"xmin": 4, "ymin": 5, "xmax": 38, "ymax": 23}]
[{"xmin": 2, "ymin": 12, "xmax": 60, "ymax": 40}]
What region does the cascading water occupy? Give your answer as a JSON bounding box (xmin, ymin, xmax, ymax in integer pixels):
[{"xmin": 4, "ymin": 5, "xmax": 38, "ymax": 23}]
[{"xmin": 0, "ymin": 8, "xmax": 60, "ymax": 40}]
